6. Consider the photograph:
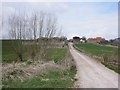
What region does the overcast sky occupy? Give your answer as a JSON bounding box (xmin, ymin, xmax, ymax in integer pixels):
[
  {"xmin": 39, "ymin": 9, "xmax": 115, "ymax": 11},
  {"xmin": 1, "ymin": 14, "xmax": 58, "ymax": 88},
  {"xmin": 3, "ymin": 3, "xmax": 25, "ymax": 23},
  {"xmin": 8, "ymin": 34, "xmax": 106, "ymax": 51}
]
[{"xmin": 1, "ymin": 1, "xmax": 118, "ymax": 40}]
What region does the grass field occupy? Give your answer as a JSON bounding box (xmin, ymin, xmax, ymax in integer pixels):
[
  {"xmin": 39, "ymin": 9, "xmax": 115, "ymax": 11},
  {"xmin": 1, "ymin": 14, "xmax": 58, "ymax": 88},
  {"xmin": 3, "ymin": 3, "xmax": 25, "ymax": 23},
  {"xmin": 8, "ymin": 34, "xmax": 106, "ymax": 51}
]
[
  {"xmin": 74, "ymin": 43, "xmax": 119, "ymax": 74},
  {"xmin": 2, "ymin": 40, "xmax": 32, "ymax": 62},
  {"xmin": 2, "ymin": 40, "xmax": 20, "ymax": 62},
  {"xmin": 46, "ymin": 48, "xmax": 67, "ymax": 63},
  {"xmin": 2, "ymin": 40, "xmax": 67, "ymax": 63},
  {"xmin": 74, "ymin": 43, "xmax": 117, "ymax": 57},
  {"xmin": 3, "ymin": 67, "xmax": 76, "ymax": 88},
  {"xmin": 2, "ymin": 40, "xmax": 77, "ymax": 88}
]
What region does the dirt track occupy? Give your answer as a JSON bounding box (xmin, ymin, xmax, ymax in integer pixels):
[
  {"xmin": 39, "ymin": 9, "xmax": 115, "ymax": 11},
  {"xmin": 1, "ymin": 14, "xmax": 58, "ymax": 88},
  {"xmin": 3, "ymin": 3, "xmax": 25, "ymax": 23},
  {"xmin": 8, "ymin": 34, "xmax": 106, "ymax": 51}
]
[{"xmin": 69, "ymin": 43, "xmax": 118, "ymax": 88}]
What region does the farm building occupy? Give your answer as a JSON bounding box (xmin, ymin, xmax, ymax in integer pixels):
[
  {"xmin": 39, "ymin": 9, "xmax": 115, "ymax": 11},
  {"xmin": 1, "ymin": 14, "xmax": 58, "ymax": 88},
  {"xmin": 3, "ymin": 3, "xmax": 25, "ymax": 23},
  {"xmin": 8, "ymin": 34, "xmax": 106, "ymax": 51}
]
[
  {"xmin": 73, "ymin": 36, "xmax": 80, "ymax": 43},
  {"xmin": 80, "ymin": 39, "xmax": 86, "ymax": 43},
  {"xmin": 73, "ymin": 36, "xmax": 87, "ymax": 43},
  {"xmin": 87, "ymin": 37, "xmax": 105, "ymax": 44},
  {"xmin": 80, "ymin": 36, "xmax": 87, "ymax": 43}
]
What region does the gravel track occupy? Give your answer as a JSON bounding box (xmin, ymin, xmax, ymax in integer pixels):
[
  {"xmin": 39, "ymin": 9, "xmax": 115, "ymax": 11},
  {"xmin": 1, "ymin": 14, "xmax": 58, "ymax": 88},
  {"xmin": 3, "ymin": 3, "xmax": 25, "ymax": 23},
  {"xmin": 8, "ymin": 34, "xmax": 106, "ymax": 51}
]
[{"xmin": 69, "ymin": 43, "xmax": 118, "ymax": 88}]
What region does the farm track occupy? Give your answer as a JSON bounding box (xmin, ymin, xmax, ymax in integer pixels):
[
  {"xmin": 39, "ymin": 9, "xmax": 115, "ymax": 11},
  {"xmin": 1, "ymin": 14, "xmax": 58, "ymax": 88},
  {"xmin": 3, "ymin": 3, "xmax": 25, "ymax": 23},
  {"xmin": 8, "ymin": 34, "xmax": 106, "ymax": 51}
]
[{"xmin": 69, "ymin": 43, "xmax": 119, "ymax": 88}]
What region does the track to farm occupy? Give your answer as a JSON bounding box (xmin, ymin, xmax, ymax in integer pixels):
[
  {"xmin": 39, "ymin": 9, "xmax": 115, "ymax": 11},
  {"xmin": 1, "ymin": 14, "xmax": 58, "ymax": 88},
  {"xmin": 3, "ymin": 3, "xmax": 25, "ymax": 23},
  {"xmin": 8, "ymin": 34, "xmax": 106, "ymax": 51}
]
[{"xmin": 69, "ymin": 43, "xmax": 118, "ymax": 88}]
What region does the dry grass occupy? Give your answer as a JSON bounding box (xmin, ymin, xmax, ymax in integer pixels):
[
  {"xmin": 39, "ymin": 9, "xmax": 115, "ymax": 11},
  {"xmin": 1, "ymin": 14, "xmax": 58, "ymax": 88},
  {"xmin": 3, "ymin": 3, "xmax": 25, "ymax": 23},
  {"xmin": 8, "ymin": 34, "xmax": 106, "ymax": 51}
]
[
  {"xmin": 2, "ymin": 61, "xmax": 64, "ymax": 82},
  {"xmin": 64, "ymin": 50, "xmax": 75, "ymax": 70}
]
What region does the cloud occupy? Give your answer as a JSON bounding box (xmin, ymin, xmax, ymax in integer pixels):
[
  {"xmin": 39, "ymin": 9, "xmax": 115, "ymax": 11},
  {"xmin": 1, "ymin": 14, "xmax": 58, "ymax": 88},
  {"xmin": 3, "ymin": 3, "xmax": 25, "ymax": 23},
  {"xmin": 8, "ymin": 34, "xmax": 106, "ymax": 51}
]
[
  {"xmin": 26, "ymin": 2, "xmax": 69, "ymax": 14},
  {"xmin": 1, "ymin": 5, "xmax": 17, "ymax": 39},
  {"xmin": 57, "ymin": 2, "xmax": 118, "ymax": 39},
  {"xmin": 1, "ymin": 2, "xmax": 118, "ymax": 40},
  {"xmin": 1, "ymin": 0, "xmax": 119, "ymax": 2},
  {"xmin": 62, "ymin": 13, "xmax": 118, "ymax": 39}
]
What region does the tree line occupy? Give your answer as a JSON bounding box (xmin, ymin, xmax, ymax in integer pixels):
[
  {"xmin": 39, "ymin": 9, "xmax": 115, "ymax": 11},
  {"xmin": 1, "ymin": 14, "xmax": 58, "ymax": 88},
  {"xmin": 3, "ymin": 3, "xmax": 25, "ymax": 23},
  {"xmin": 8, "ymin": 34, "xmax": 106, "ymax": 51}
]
[{"xmin": 8, "ymin": 11, "xmax": 62, "ymax": 62}]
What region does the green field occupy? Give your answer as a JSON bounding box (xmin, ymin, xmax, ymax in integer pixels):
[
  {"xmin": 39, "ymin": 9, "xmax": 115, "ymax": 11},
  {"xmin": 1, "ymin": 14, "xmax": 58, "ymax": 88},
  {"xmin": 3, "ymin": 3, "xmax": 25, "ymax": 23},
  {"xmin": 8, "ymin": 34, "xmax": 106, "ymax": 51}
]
[
  {"xmin": 2, "ymin": 40, "xmax": 33, "ymax": 62},
  {"xmin": 74, "ymin": 43, "xmax": 117, "ymax": 57},
  {"xmin": 2, "ymin": 40, "xmax": 20, "ymax": 62},
  {"xmin": 2, "ymin": 40, "xmax": 67, "ymax": 63},
  {"xmin": 2, "ymin": 40, "xmax": 77, "ymax": 88},
  {"xmin": 3, "ymin": 68, "xmax": 76, "ymax": 88},
  {"xmin": 46, "ymin": 48, "xmax": 67, "ymax": 63},
  {"xmin": 74, "ymin": 43, "xmax": 119, "ymax": 73}
]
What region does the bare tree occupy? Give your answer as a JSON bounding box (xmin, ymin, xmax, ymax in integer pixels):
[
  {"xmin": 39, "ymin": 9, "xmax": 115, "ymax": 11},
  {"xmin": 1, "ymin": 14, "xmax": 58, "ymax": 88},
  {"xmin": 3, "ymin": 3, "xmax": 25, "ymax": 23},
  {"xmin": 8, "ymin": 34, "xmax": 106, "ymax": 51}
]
[
  {"xmin": 44, "ymin": 13, "xmax": 57, "ymax": 38},
  {"xmin": 8, "ymin": 10, "xmax": 61, "ymax": 62},
  {"xmin": 38, "ymin": 11, "xmax": 45, "ymax": 38},
  {"xmin": 8, "ymin": 12, "xmax": 24, "ymax": 61}
]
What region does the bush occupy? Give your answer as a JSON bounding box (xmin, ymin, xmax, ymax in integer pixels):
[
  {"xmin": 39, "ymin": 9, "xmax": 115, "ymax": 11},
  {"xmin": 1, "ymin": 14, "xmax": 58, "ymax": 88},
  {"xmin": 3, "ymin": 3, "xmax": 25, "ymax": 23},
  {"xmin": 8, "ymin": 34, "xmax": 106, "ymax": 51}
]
[{"xmin": 102, "ymin": 54, "xmax": 108, "ymax": 62}]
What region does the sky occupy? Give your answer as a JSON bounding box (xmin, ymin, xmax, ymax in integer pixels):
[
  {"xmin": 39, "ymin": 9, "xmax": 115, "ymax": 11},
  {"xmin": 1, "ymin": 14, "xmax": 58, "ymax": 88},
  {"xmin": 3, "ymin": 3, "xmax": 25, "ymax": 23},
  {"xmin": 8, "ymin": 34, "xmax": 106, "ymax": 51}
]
[{"xmin": 1, "ymin": 1, "xmax": 119, "ymax": 40}]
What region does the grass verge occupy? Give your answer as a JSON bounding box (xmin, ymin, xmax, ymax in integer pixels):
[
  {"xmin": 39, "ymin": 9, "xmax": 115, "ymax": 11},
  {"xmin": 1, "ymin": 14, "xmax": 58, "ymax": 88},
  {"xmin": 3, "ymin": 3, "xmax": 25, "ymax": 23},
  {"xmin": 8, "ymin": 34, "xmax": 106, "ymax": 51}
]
[
  {"xmin": 74, "ymin": 43, "xmax": 119, "ymax": 74},
  {"xmin": 3, "ymin": 67, "xmax": 76, "ymax": 88},
  {"xmin": 101, "ymin": 61, "xmax": 120, "ymax": 74},
  {"xmin": 74, "ymin": 43, "xmax": 117, "ymax": 57}
]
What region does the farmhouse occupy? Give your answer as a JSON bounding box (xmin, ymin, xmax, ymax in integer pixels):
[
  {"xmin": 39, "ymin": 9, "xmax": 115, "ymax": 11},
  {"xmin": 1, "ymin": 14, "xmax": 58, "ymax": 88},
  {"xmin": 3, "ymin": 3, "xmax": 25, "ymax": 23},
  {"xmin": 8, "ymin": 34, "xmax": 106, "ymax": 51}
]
[
  {"xmin": 110, "ymin": 38, "xmax": 120, "ymax": 46},
  {"xmin": 80, "ymin": 36, "xmax": 87, "ymax": 43},
  {"xmin": 72, "ymin": 36, "xmax": 87, "ymax": 43},
  {"xmin": 73, "ymin": 36, "xmax": 80, "ymax": 43},
  {"xmin": 80, "ymin": 39, "xmax": 86, "ymax": 43},
  {"xmin": 87, "ymin": 37, "xmax": 105, "ymax": 44}
]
